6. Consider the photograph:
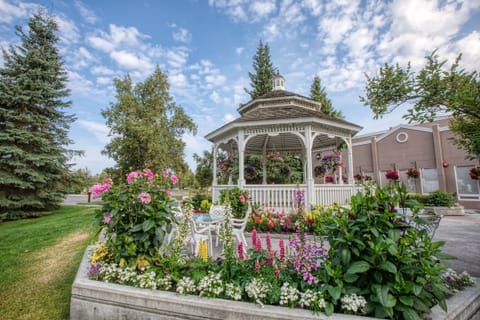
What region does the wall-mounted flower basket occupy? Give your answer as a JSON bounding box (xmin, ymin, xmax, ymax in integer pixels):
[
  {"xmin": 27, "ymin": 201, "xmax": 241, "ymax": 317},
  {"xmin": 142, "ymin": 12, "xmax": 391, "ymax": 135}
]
[
  {"xmin": 470, "ymin": 167, "xmax": 480, "ymax": 180},
  {"xmin": 406, "ymin": 167, "xmax": 420, "ymax": 179}
]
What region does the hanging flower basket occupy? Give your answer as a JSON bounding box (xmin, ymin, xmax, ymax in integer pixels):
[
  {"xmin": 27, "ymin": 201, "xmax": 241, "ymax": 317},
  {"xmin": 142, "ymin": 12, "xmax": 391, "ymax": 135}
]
[
  {"xmin": 314, "ymin": 165, "xmax": 327, "ymax": 177},
  {"xmin": 319, "ymin": 152, "xmax": 342, "ymax": 173},
  {"xmin": 217, "ymin": 156, "xmax": 233, "ymax": 177},
  {"xmin": 470, "ymin": 167, "xmax": 480, "ymax": 180},
  {"xmin": 385, "ymin": 170, "xmax": 399, "ymax": 181},
  {"xmin": 406, "ymin": 167, "xmax": 420, "ymax": 179}
]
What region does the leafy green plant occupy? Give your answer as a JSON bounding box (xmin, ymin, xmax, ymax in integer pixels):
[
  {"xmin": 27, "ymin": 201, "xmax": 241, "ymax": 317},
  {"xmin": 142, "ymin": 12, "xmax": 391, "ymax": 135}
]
[
  {"xmin": 219, "ymin": 187, "xmax": 250, "ymax": 218},
  {"xmin": 93, "ymin": 169, "xmax": 179, "ymax": 266},
  {"xmin": 424, "ymin": 190, "xmax": 455, "ymax": 207},
  {"xmin": 315, "ymin": 184, "xmax": 451, "ymax": 319}
]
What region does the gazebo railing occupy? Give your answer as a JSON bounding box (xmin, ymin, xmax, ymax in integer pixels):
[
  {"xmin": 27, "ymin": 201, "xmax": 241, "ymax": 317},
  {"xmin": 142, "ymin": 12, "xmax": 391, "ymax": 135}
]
[
  {"xmin": 314, "ymin": 184, "xmax": 364, "ymax": 207},
  {"xmin": 213, "ymin": 184, "xmax": 365, "ymax": 212}
]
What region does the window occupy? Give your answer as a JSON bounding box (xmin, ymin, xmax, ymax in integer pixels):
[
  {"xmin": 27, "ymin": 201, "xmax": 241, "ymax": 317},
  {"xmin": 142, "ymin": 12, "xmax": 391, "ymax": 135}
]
[
  {"xmin": 455, "ymin": 166, "xmax": 480, "ymax": 200},
  {"xmin": 420, "ymin": 168, "xmax": 439, "ymax": 194}
]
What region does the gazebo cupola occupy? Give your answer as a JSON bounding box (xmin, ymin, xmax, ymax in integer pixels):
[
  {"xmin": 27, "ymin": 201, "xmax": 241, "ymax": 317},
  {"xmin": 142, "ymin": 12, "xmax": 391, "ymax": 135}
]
[
  {"xmin": 205, "ymin": 74, "xmax": 363, "ymax": 210},
  {"xmin": 272, "ymin": 72, "xmax": 285, "ymax": 91}
]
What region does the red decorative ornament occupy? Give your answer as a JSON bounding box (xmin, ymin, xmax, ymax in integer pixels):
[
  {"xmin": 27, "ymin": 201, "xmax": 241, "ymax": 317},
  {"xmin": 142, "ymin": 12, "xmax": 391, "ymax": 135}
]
[{"xmin": 442, "ymin": 161, "xmax": 449, "ymax": 168}]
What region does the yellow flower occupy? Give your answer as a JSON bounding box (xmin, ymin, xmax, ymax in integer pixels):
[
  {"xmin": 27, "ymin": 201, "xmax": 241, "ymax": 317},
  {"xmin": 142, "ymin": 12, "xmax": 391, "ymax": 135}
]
[
  {"xmin": 199, "ymin": 239, "xmax": 208, "ymax": 262},
  {"xmin": 136, "ymin": 256, "xmax": 150, "ymax": 271},
  {"xmin": 119, "ymin": 258, "xmax": 125, "ymax": 268}
]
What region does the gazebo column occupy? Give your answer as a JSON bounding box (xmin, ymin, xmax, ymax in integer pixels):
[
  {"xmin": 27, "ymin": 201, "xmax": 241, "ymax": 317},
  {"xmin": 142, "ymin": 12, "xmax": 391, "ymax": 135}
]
[
  {"xmin": 305, "ymin": 125, "xmax": 315, "ymax": 206},
  {"xmin": 212, "ymin": 144, "xmax": 218, "ymax": 186},
  {"xmin": 238, "ymin": 129, "xmax": 246, "ymax": 187},
  {"xmin": 262, "ymin": 137, "xmax": 267, "ymax": 184},
  {"xmin": 346, "ymin": 138, "xmax": 354, "ymax": 184}
]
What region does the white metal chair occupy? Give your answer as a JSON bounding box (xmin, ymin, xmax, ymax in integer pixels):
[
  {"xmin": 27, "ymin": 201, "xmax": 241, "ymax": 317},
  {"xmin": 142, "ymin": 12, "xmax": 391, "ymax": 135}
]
[
  {"xmin": 208, "ymin": 205, "xmax": 227, "ymax": 246},
  {"xmin": 230, "ymin": 207, "xmax": 251, "ymax": 251}
]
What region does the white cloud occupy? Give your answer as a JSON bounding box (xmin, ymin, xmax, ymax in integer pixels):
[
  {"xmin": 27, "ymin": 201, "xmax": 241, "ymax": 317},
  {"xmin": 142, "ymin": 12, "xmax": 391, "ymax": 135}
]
[
  {"xmin": 96, "ymin": 76, "xmax": 112, "ymax": 85},
  {"xmin": 169, "ymin": 71, "xmax": 188, "ymax": 87},
  {"xmin": 236, "ymin": 47, "xmax": 244, "ymax": 55},
  {"xmin": 77, "ymin": 119, "xmax": 111, "ymax": 144},
  {"xmin": 91, "ymin": 65, "xmax": 115, "ymax": 75},
  {"xmin": 223, "ymin": 113, "xmax": 236, "ymax": 123},
  {"xmin": 55, "ymin": 15, "xmax": 81, "ymax": 45},
  {"xmin": 110, "ymin": 50, "xmax": 153, "ymax": 71},
  {"xmin": 453, "ymin": 31, "xmax": 480, "ymax": 71},
  {"xmin": 249, "ymin": 0, "xmax": 276, "ymax": 19},
  {"xmin": 74, "ymin": 0, "xmax": 97, "ymax": 24},
  {"xmin": 172, "ymin": 26, "xmax": 191, "ymax": 43},
  {"xmin": 87, "ymin": 35, "xmax": 115, "ymax": 52},
  {"xmin": 0, "ymin": 0, "xmax": 38, "ymax": 23},
  {"xmin": 166, "ymin": 48, "xmax": 189, "ymax": 69},
  {"xmin": 210, "ymin": 90, "xmax": 221, "ymax": 103}
]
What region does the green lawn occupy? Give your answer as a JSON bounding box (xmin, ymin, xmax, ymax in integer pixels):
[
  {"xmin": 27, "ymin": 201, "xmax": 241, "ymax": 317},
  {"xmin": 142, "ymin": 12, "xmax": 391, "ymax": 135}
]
[{"xmin": 0, "ymin": 206, "xmax": 99, "ymax": 320}]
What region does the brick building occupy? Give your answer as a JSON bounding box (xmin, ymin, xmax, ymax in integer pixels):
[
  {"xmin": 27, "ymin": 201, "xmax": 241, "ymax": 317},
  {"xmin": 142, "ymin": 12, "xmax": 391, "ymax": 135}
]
[{"xmin": 351, "ymin": 117, "xmax": 480, "ymax": 209}]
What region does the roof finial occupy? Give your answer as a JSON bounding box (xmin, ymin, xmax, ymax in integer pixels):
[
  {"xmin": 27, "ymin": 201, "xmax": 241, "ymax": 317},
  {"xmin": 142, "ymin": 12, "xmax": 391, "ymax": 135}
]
[{"xmin": 272, "ymin": 71, "xmax": 285, "ymax": 91}]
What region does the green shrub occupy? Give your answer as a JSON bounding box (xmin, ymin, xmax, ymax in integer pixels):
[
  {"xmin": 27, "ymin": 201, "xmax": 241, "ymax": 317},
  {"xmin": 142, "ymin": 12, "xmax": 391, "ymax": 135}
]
[
  {"xmin": 191, "ymin": 193, "xmax": 212, "ymax": 210},
  {"xmin": 424, "ymin": 190, "xmax": 455, "ymax": 207},
  {"xmin": 316, "ymin": 184, "xmax": 450, "ymax": 318},
  {"xmin": 219, "ymin": 187, "xmax": 250, "ymax": 218},
  {"xmin": 93, "ymin": 169, "xmax": 179, "ymax": 266},
  {"xmin": 407, "ymin": 190, "xmax": 455, "ymax": 207}
]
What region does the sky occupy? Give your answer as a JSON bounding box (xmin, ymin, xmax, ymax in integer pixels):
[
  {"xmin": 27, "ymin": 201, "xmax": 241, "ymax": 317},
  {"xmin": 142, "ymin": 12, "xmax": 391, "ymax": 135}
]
[{"xmin": 0, "ymin": 0, "xmax": 479, "ymax": 175}]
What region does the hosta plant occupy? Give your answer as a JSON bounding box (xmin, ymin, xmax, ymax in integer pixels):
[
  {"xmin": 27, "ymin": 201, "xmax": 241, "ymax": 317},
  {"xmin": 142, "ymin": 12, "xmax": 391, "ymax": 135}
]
[{"xmin": 316, "ymin": 184, "xmax": 451, "ymax": 319}]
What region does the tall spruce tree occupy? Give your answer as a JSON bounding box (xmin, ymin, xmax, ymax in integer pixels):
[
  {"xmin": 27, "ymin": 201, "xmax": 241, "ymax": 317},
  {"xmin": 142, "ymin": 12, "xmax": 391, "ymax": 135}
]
[
  {"xmin": 310, "ymin": 76, "xmax": 344, "ymax": 119},
  {"xmin": 102, "ymin": 66, "xmax": 197, "ymax": 179},
  {"xmin": 245, "ymin": 40, "xmax": 276, "ymax": 99},
  {"xmin": 0, "ymin": 10, "xmax": 79, "ymax": 220}
]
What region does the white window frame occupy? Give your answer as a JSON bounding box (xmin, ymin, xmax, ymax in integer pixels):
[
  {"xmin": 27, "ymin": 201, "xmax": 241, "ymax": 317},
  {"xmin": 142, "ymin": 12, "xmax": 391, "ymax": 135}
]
[
  {"xmin": 420, "ymin": 168, "xmax": 439, "ymax": 194},
  {"xmin": 454, "ymin": 165, "xmax": 480, "ymax": 201}
]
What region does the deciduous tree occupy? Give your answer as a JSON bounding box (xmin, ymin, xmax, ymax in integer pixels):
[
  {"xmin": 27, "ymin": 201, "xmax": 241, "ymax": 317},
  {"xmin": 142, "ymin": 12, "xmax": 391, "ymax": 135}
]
[
  {"xmin": 0, "ymin": 10, "xmax": 80, "ymax": 220},
  {"xmin": 361, "ymin": 51, "xmax": 480, "ymax": 159},
  {"xmin": 102, "ymin": 67, "xmax": 197, "ymax": 178}
]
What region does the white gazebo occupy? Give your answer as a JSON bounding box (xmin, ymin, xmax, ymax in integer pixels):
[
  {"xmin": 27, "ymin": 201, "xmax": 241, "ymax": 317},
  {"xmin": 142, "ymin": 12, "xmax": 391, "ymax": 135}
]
[{"xmin": 205, "ymin": 74, "xmax": 363, "ymax": 211}]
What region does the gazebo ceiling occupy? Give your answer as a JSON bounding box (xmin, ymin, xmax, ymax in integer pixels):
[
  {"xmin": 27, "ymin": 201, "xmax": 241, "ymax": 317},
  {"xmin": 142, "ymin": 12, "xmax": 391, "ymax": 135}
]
[{"xmin": 218, "ymin": 132, "xmax": 340, "ymax": 154}]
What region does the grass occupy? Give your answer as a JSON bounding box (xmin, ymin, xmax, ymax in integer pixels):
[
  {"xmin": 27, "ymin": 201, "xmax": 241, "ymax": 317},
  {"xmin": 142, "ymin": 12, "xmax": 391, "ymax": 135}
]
[{"xmin": 0, "ymin": 205, "xmax": 99, "ymax": 320}]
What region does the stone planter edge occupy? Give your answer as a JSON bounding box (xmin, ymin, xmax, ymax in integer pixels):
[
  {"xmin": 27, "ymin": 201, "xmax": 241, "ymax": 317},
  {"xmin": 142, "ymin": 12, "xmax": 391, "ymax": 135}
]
[
  {"xmin": 70, "ymin": 246, "xmax": 480, "ymax": 320},
  {"xmin": 424, "ymin": 206, "xmax": 465, "ymax": 216}
]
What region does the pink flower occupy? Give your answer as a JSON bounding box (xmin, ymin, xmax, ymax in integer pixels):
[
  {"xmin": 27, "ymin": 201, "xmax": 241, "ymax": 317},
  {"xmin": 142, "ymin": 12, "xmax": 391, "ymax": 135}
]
[
  {"xmin": 170, "ymin": 174, "xmax": 179, "ymax": 184},
  {"xmin": 255, "ymin": 260, "xmax": 260, "ymax": 271},
  {"xmin": 126, "ymin": 171, "xmax": 139, "ymax": 184},
  {"xmin": 239, "ymin": 195, "xmax": 245, "ymax": 203},
  {"xmin": 165, "ymin": 190, "xmax": 173, "ymax": 197},
  {"xmin": 274, "ymin": 268, "xmax": 281, "ymax": 277},
  {"xmin": 103, "ymin": 213, "xmax": 112, "ymax": 224},
  {"xmin": 266, "ymin": 233, "xmax": 272, "ymax": 251},
  {"xmin": 143, "ymin": 169, "xmax": 154, "ymax": 182},
  {"xmin": 163, "ymin": 169, "xmax": 169, "ymax": 177},
  {"xmin": 255, "ymin": 237, "xmax": 262, "ymax": 253},
  {"xmin": 237, "ymin": 242, "xmax": 244, "ymax": 260},
  {"xmin": 91, "ymin": 183, "xmax": 111, "ymax": 198},
  {"xmin": 138, "ymin": 192, "xmax": 151, "ymax": 205},
  {"xmin": 279, "ymin": 238, "xmax": 285, "ymax": 261},
  {"xmin": 251, "ymin": 228, "xmax": 257, "ymax": 247},
  {"xmin": 103, "ymin": 177, "xmax": 112, "ymax": 185}
]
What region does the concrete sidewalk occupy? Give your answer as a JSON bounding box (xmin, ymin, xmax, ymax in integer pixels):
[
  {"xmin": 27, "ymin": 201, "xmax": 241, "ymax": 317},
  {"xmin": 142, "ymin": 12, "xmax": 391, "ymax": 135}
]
[{"xmin": 434, "ymin": 212, "xmax": 480, "ymax": 277}]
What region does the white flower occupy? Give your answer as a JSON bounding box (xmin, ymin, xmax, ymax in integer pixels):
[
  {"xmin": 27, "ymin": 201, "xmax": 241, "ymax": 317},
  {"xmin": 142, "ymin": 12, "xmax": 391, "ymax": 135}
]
[
  {"xmin": 225, "ymin": 283, "xmax": 242, "ymax": 301},
  {"xmin": 176, "ymin": 276, "xmax": 196, "ymax": 295},
  {"xmin": 245, "ymin": 277, "xmax": 271, "ymax": 307},
  {"xmin": 340, "ymin": 293, "xmax": 367, "ymax": 313},
  {"xmin": 197, "ymin": 271, "xmax": 224, "ymax": 297},
  {"xmin": 279, "ymin": 282, "xmax": 300, "ymax": 307}
]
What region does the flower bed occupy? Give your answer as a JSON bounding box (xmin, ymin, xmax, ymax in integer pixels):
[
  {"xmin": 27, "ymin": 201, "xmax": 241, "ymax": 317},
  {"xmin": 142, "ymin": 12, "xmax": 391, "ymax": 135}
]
[{"xmin": 83, "ymin": 172, "xmax": 477, "ymax": 319}]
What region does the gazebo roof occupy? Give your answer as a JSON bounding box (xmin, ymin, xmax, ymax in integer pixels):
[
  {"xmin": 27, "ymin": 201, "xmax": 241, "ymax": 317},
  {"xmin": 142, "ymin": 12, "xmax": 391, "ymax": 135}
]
[{"xmin": 205, "ymin": 76, "xmax": 362, "ymax": 155}]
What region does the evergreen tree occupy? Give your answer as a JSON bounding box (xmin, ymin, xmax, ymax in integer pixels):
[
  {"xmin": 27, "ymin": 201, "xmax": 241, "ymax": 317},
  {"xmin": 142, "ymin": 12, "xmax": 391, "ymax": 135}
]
[
  {"xmin": 102, "ymin": 66, "xmax": 197, "ymax": 178},
  {"xmin": 310, "ymin": 75, "xmax": 344, "ymax": 119},
  {"xmin": 245, "ymin": 40, "xmax": 276, "ymax": 99},
  {"xmin": 0, "ymin": 10, "xmax": 80, "ymax": 220}
]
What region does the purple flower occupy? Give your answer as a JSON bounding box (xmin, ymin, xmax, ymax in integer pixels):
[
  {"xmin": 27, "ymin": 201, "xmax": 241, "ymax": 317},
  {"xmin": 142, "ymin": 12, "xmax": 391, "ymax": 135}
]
[{"xmin": 87, "ymin": 263, "xmax": 103, "ymax": 278}]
